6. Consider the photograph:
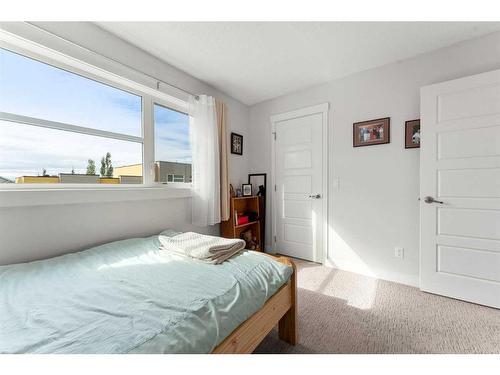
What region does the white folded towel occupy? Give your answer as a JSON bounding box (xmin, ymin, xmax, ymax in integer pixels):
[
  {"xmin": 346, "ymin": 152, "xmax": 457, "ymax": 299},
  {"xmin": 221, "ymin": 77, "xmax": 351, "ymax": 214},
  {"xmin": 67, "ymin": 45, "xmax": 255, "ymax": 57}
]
[{"xmin": 159, "ymin": 232, "xmax": 246, "ymax": 264}]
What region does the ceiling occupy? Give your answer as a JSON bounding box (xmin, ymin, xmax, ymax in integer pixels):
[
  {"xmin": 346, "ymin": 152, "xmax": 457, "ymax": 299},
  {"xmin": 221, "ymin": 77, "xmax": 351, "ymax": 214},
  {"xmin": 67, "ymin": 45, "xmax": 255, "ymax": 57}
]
[{"xmin": 97, "ymin": 22, "xmax": 500, "ymax": 106}]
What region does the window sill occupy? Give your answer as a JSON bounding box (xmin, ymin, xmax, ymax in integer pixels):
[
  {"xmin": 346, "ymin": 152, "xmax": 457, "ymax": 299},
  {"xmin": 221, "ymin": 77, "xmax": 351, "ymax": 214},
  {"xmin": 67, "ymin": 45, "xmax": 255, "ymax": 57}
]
[{"xmin": 0, "ymin": 185, "xmax": 192, "ymax": 208}]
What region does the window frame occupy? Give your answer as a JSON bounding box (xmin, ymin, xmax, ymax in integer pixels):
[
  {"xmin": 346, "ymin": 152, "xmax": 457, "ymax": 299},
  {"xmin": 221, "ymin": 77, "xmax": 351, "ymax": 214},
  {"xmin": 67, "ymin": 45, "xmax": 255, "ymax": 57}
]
[
  {"xmin": 0, "ymin": 30, "xmax": 193, "ymax": 205},
  {"xmin": 166, "ymin": 174, "xmax": 186, "ymax": 183}
]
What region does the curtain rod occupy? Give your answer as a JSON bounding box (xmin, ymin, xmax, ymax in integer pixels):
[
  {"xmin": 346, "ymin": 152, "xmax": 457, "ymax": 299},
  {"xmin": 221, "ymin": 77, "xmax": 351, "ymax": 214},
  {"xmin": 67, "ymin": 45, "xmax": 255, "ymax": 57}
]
[{"xmin": 25, "ymin": 22, "xmax": 200, "ymax": 100}]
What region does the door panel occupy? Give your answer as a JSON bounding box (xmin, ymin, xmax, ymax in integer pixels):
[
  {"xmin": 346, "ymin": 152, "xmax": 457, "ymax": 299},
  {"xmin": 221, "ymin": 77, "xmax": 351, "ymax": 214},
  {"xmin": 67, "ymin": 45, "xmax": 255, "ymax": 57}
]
[
  {"xmin": 283, "ymin": 175, "xmax": 312, "ymax": 193},
  {"xmin": 438, "ymin": 168, "xmax": 500, "ymax": 197},
  {"xmin": 437, "ymin": 125, "xmax": 500, "ymax": 159},
  {"xmin": 284, "ymin": 223, "xmax": 313, "ymax": 245},
  {"xmin": 420, "ymin": 69, "xmax": 500, "ymax": 308},
  {"xmin": 284, "ymin": 200, "xmax": 313, "ymax": 219},
  {"xmin": 438, "ymin": 246, "xmax": 500, "ymax": 283},
  {"xmin": 284, "ymin": 149, "xmax": 312, "ymax": 169},
  {"xmin": 437, "ymin": 83, "xmax": 500, "ymax": 121},
  {"xmin": 273, "ymin": 106, "xmax": 327, "ymax": 262},
  {"xmin": 438, "ymin": 208, "xmax": 500, "ymax": 240}
]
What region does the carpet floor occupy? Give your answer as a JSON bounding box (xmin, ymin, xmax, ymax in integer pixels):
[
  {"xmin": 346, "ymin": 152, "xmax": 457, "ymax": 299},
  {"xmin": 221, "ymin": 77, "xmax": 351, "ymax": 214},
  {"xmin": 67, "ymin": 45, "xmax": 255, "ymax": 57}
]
[{"xmin": 255, "ymin": 259, "xmax": 500, "ymax": 354}]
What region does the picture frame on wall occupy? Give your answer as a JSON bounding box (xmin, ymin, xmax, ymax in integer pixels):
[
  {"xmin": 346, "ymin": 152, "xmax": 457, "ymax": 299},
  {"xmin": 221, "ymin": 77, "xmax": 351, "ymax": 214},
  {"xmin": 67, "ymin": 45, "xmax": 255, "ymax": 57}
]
[
  {"xmin": 248, "ymin": 173, "xmax": 267, "ymax": 248},
  {"xmin": 353, "ymin": 117, "xmax": 390, "ymax": 147},
  {"xmin": 405, "ymin": 119, "xmax": 421, "ymax": 149},
  {"xmin": 248, "ymin": 173, "xmax": 266, "ymax": 197},
  {"xmin": 231, "ymin": 132, "xmax": 243, "ymax": 155},
  {"xmin": 242, "ymin": 183, "xmax": 252, "ymax": 196}
]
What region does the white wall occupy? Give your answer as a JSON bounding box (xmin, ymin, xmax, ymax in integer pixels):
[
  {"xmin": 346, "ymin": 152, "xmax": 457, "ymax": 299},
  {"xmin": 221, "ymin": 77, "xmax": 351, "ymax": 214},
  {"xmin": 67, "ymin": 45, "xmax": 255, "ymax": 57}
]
[
  {"xmin": 248, "ymin": 31, "xmax": 500, "ymax": 286},
  {"xmin": 0, "ymin": 22, "xmax": 250, "ymax": 265}
]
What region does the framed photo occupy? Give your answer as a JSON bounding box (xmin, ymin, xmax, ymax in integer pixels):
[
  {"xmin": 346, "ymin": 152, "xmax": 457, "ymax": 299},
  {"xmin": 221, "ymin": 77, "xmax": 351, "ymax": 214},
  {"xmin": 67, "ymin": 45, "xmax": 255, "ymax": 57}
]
[
  {"xmin": 248, "ymin": 173, "xmax": 266, "ymax": 196},
  {"xmin": 353, "ymin": 117, "xmax": 390, "ymax": 147},
  {"xmin": 405, "ymin": 119, "xmax": 420, "ymax": 149},
  {"xmin": 231, "ymin": 132, "xmax": 243, "ymax": 155},
  {"xmin": 242, "ymin": 183, "xmax": 252, "ymax": 196}
]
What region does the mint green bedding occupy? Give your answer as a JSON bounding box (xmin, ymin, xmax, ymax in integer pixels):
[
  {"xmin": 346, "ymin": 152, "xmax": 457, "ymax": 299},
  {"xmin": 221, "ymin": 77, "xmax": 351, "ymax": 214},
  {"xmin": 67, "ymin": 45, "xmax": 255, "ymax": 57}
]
[{"xmin": 0, "ymin": 232, "xmax": 292, "ymax": 353}]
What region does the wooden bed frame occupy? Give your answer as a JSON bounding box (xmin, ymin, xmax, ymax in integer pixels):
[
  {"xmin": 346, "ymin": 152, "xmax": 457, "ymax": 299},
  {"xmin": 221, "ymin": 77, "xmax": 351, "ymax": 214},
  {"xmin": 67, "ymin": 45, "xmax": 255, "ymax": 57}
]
[{"xmin": 212, "ymin": 255, "xmax": 297, "ymax": 353}]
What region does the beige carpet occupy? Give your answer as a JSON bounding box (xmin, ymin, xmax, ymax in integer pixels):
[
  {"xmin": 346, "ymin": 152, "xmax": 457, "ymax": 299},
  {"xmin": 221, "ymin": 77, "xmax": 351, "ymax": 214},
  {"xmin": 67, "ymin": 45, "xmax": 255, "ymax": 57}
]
[{"xmin": 255, "ymin": 259, "xmax": 500, "ymax": 354}]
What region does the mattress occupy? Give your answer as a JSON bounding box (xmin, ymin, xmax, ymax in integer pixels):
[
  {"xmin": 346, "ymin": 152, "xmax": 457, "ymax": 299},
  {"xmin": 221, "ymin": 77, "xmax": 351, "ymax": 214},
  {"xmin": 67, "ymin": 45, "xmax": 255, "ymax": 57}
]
[{"xmin": 0, "ymin": 231, "xmax": 292, "ymax": 353}]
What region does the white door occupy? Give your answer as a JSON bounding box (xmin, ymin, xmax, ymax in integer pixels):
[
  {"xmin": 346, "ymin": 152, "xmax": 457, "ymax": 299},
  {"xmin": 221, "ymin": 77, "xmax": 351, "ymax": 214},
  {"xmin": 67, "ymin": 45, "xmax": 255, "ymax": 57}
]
[
  {"xmin": 272, "ymin": 104, "xmax": 328, "ymax": 262},
  {"xmin": 420, "ymin": 69, "xmax": 500, "ymax": 308}
]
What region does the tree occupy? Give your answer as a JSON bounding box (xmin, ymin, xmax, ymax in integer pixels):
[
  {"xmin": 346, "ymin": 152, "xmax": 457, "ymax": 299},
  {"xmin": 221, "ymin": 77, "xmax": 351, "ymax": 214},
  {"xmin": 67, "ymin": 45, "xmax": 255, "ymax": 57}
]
[
  {"xmin": 71, "ymin": 167, "xmax": 75, "ymax": 175},
  {"xmin": 100, "ymin": 157, "xmax": 106, "ymax": 177},
  {"xmin": 86, "ymin": 159, "xmax": 96, "ymax": 175},
  {"xmin": 100, "ymin": 152, "xmax": 114, "ymax": 177},
  {"xmin": 42, "ymin": 168, "xmax": 48, "ymax": 177}
]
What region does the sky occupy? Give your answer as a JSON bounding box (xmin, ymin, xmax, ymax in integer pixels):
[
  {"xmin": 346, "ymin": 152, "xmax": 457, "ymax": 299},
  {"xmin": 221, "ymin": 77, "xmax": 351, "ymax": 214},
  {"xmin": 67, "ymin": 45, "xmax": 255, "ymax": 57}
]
[{"xmin": 0, "ymin": 48, "xmax": 191, "ymax": 180}]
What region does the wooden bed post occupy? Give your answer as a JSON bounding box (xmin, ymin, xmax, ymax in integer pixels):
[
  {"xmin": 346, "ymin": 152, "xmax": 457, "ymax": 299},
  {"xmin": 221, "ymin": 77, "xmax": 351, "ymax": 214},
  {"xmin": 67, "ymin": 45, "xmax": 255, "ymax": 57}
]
[
  {"xmin": 212, "ymin": 255, "xmax": 297, "ymax": 353},
  {"xmin": 278, "ymin": 258, "xmax": 297, "ymax": 345}
]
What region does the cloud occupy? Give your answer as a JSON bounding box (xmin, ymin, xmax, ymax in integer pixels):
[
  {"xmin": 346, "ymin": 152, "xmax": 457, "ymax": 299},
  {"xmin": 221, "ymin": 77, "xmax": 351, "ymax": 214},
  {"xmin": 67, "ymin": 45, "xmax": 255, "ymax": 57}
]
[{"xmin": 154, "ymin": 121, "xmax": 191, "ymax": 163}]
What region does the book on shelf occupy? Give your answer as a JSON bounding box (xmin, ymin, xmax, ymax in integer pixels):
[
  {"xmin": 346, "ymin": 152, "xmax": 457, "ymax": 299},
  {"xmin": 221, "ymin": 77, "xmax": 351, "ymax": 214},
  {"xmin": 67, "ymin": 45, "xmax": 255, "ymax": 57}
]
[{"xmin": 237, "ymin": 216, "xmax": 249, "ymax": 225}]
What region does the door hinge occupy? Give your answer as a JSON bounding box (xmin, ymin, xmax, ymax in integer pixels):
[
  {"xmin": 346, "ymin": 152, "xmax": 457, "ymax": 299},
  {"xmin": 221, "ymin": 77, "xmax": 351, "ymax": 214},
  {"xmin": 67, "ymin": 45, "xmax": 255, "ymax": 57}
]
[
  {"xmin": 274, "ymin": 184, "xmax": 277, "ymax": 192},
  {"xmin": 273, "ymin": 132, "xmax": 276, "ymax": 140},
  {"xmin": 274, "ymin": 235, "xmax": 277, "ymax": 242}
]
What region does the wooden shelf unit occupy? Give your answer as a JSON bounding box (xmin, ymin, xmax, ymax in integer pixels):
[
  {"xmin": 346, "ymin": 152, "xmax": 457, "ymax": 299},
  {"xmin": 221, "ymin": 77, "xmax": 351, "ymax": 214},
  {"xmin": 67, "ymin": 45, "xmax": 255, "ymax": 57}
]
[{"xmin": 221, "ymin": 196, "xmax": 262, "ymax": 251}]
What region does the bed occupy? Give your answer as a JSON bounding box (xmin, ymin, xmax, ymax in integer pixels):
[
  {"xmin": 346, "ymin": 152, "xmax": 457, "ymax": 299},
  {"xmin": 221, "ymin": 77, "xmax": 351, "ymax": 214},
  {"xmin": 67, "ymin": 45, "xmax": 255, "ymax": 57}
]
[{"xmin": 0, "ymin": 230, "xmax": 297, "ymax": 354}]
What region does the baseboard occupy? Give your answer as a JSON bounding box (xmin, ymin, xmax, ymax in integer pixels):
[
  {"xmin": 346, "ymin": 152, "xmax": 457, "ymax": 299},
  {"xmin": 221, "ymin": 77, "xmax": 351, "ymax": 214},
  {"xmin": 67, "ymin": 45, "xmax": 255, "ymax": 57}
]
[
  {"xmin": 324, "ymin": 258, "xmax": 419, "ymax": 288},
  {"xmin": 264, "ymin": 245, "xmax": 276, "ymax": 254}
]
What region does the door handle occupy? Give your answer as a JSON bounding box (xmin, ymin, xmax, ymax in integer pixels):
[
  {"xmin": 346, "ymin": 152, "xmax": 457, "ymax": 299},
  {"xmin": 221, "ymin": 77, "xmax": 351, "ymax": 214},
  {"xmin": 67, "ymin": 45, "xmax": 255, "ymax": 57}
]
[
  {"xmin": 424, "ymin": 196, "xmax": 444, "ymax": 204},
  {"xmin": 309, "ymin": 194, "xmax": 321, "ymax": 199}
]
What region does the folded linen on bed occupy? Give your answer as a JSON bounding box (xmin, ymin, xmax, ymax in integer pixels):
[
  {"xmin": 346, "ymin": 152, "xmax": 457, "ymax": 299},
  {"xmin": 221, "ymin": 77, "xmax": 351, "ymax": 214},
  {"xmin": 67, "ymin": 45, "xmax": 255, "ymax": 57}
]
[{"xmin": 159, "ymin": 232, "xmax": 245, "ymax": 264}]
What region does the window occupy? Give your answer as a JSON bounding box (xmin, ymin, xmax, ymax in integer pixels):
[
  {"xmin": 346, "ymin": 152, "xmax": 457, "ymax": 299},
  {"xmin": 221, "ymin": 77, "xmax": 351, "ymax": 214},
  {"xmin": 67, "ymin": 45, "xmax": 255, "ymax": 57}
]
[
  {"xmin": 167, "ymin": 174, "xmax": 185, "ymax": 183},
  {"xmin": 0, "ymin": 47, "xmax": 144, "ymax": 185},
  {"xmin": 154, "ymin": 103, "xmax": 192, "ymax": 184}
]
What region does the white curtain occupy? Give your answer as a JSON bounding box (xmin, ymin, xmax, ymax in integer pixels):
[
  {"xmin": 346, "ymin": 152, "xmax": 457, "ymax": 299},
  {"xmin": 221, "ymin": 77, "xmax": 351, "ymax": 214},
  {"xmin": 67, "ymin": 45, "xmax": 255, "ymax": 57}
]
[{"xmin": 189, "ymin": 95, "xmax": 221, "ymax": 226}]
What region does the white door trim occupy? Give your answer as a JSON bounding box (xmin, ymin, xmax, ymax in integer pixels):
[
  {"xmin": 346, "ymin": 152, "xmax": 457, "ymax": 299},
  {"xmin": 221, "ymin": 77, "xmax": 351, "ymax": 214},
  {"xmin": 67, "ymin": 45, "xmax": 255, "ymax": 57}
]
[{"xmin": 270, "ymin": 103, "xmax": 330, "ymax": 264}]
